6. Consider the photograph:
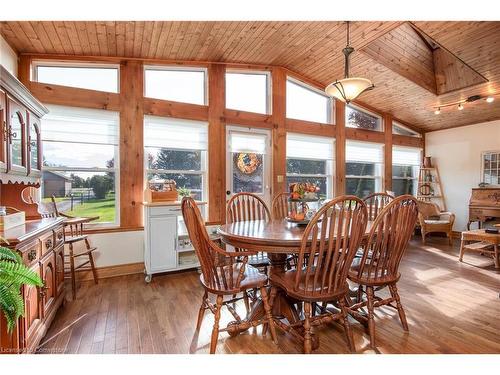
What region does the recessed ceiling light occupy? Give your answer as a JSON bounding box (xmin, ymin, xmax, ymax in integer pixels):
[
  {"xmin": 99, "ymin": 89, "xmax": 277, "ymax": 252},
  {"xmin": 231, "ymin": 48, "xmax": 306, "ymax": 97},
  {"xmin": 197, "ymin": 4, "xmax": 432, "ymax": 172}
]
[
  {"xmin": 486, "ymin": 96, "xmax": 494, "ymax": 103},
  {"xmin": 458, "ymin": 103, "xmax": 464, "ymax": 111},
  {"xmin": 434, "ymin": 108, "xmax": 441, "ymax": 115}
]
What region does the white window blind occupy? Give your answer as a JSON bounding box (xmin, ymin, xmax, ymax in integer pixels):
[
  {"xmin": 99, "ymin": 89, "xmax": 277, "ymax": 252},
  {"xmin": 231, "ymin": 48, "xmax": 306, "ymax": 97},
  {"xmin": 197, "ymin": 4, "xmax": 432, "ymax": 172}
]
[
  {"xmin": 42, "ymin": 105, "xmax": 119, "ymax": 145},
  {"xmin": 286, "ymin": 133, "xmax": 334, "ymax": 160},
  {"xmin": 346, "ymin": 141, "xmax": 383, "ymax": 163},
  {"xmin": 144, "ymin": 116, "xmax": 208, "ymax": 151},
  {"xmin": 229, "ymin": 131, "xmax": 267, "ymax": 154},
  {"xmin": 393, "ymin": 147, "xmax": 421, "ymax": 166}
]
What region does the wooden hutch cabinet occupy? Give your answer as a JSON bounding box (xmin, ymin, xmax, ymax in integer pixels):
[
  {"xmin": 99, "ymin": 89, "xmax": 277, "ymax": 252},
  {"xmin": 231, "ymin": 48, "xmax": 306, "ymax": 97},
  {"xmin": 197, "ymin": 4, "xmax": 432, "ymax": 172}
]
[
  {"xmin": 1, "ymin": 64, "xmax": 65, "ymax": 354},
  {"xmin": 1, "ymin": 65, "xmax": 44, "ymax": 182}
]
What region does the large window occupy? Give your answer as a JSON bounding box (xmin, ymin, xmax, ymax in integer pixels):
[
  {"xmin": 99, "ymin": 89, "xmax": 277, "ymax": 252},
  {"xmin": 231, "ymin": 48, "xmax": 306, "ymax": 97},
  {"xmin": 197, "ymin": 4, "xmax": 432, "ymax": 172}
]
[
  {"xmin": 286, "ymin": 133, "xmax": 334, "ymax": 199},
  {"xmin": 34, "ymin": 62, "xmax": 119, "ymax": 93},
  {"xmin": 346, "ymin": 141, "xmax": 383, "ymax": 198},
  {"xmin": 392, "ymin": 147, "xmax": 421, "ymax": 196},
  {"xmin": 286, "ymin": 77, "xmax": 333, "ymax": 124},
  {"xmin": 392, "ymin": 121, "xmax": 421, "ymax": 137},
  {"xmin": 144, "ymin": 66, "xmax": 207, "ymax": 105},
  {"xmin": 41, "ymin": 105, "xmax": 119, "ymax": 224},
  {"xmin": 144, "ymin": 116, "xmax": 208, "ymax": 200},
  {"xmin": 346, "ymin": 104, "xmax": 382, "ymax": 132},
  {"xmin": 226, "ymin": 70, "xmax": 270, "ymax": 114}
]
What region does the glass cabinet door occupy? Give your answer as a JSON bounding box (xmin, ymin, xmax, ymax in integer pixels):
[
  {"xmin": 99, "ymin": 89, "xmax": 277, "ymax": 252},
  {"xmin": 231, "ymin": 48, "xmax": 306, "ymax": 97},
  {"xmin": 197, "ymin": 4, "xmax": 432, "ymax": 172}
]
[
  {"xmin": 10, "ymin": 110, "xmax": 24, "ymax": 168},
  {"xmin": 29, "ymin": 121, "xmax": 41, "ymax": 172}
]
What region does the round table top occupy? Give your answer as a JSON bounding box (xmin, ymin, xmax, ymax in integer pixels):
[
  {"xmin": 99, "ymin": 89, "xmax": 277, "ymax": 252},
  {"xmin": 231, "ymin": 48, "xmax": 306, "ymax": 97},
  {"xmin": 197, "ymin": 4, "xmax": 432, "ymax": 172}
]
[{"xmin": 217, "ymin": 219, "xmax": 373, "ymax": 254}]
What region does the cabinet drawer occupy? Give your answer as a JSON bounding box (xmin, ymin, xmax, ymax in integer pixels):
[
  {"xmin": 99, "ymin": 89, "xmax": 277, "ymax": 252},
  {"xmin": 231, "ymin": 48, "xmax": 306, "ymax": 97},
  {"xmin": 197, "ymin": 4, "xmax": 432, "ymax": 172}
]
[
  {"xmin": 40, "ymin": 231, "xmax": 55, "ymax": 257},
  {"xmin": 470, "ymin": 208, "xmax": 500, "ymax": 218},
  {"xmin": 20, "ymin": 240, "xmax": 41, "ymax": 267},
  {"xmin": 149, "ymin": 206, "xmax": 182, "ymax": 217},
  {"xmin": 53, "ymin": 226, "xmax": 64, "ymax": 247}
]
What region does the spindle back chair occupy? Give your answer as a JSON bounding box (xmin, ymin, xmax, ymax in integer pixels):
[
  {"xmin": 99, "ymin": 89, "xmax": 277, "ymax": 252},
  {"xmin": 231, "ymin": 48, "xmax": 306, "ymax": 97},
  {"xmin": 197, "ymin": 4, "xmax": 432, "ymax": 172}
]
[
  {"xmin": 226, "ymin": 192, "xmax": 271, "ymax": 223},
  {"xmin": 363, "ymin": 192, "xmax": 394, "ymax": 221},
  {"xmin": 182, "ymin": 197, "xmax": 277, "ymax": 354},
  {"xmin": 226, "ymin": 192, "xmax": 272, "ymax": 274},
  {"xmin": 271, "ymin": 192, "xmax": 290, "ymax": 220},
  {"xmin": 348, "ymin": 195, "xmax": 419, "ymax": 348},
  {"xmin": 269, "ymin": 195, "xmax": 368, "ymax": 353}
]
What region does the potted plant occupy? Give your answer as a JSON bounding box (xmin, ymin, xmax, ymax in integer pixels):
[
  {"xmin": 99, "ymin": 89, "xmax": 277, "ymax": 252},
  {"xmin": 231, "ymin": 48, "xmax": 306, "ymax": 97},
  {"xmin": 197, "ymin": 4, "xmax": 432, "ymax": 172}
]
[
  {"xmin": 177, "ymin": 187, "xmax": 192, "ymax": 199},
  {"xmin": 0, "ymin": 241, "xmax": 43, "ymax": 332}
]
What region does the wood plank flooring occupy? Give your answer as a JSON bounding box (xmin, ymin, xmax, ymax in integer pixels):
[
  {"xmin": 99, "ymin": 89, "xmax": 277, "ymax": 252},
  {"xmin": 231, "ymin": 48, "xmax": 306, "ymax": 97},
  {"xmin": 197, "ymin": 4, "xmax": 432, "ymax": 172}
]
[{"xmin": 39, "ymin": 236, "xmax": 500, "ymax": 354}]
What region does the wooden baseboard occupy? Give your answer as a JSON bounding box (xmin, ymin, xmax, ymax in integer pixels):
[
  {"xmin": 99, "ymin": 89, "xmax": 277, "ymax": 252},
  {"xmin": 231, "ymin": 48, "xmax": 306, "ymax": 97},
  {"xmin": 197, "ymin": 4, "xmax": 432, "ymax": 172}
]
[{"xmin": 75, "ymin": 262, "xmax": 144, "ymax": 282}]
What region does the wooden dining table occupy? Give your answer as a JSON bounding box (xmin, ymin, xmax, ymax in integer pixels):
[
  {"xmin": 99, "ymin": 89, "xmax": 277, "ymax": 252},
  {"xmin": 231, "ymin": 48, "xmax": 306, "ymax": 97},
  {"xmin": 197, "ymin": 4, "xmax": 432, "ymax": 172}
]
[{"xmin": 217, "ymin": 218, "xmax": 373, "ymax": 338}]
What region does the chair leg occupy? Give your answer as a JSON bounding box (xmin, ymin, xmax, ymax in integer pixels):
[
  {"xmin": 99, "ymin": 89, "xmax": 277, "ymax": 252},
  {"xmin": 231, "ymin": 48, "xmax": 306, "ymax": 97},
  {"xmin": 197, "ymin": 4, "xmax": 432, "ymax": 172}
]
[
  {"xmin": 260, "ymin": 287, "xmax": 277, "ymax": 344},
  {"xmin": 366, "ymin": 286, "xmax": 376, "ymax": 349},
  {"xmin": 389, "ymin": 284, "xmax": 409, "ymax": 331},
  {"xmin": 68, "ymin": 244, "xmax": 77, "ymax": 301},
  {"xmin": 243, "ymin": 291, "xmax": 250, "ymax": 316},
  {"xmin": 263, "ymin": 286, "xmax": 277, "ymax": 337},
  {"xmin": 421, "ymin": 231, "xmax": 426, "ymax": 244},
  {"xmin": 303, "ymin": 302, "xmax": 313, "ymax": 354},
  {"xmin": 209, "ymin": 294, "xmax": 223, "ymax": 354},
  {"xmin": 339, "ymin": 298, "xmax": 355, "ymax": 353},
  {"xmin": 196, "ymin": 291, "xmax": 208, "ymax": 332},
  {"xmin": 88, "ymin": 251, "xmax": 98, "ymax": 285},
  {"xmin": 459, "ymin": 240, "xmax": 465, "ymax": 262},
  {"xmin": 448, "ymin": 230, "xmax": 453, "ymax": 245},
  {"xmin": 494, "ymin": 245, "xmax": 500, "ymax": 269},
  {"xmin": 356, "ymin": 285, "xmax": 364, "ymax": 304}
]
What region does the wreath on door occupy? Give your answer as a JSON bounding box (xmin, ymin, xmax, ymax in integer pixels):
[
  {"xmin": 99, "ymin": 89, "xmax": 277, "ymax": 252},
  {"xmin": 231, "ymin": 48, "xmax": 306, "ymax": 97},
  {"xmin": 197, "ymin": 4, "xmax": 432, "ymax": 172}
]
[{"xmin": 235, "ymin": 153, "xmax": 261, "ymax": 175}]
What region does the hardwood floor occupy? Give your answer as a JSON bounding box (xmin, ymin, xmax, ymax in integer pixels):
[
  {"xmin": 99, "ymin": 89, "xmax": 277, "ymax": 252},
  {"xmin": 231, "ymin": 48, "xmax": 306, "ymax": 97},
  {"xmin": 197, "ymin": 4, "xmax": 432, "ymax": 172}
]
[{"xmin": 39, "ymin": 236, "xmax": 500, "ymax": 354}]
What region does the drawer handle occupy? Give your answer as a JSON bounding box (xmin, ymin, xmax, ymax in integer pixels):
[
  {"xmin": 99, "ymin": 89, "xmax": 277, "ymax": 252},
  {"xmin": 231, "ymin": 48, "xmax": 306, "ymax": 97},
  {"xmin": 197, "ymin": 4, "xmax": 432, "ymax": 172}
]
[
  {"xmin": 27, "ymin": 249, "xmax": 37, "ymax": 261},
  {"xmin": 45, "ymin": 238, "xmax": 53, "ymax": 249},
  {"xmin": 39, "ymin": 285, "xmax": 49, "ymax": 298},
  {"xmin": 57, "ymin": 232, "xmax": 64, "ymax": 240}
]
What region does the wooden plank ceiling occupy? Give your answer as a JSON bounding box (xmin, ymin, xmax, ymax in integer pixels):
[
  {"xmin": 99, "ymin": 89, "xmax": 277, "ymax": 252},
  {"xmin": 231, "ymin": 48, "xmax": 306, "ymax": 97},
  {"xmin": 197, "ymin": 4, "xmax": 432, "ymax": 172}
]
[{"xmin": 1, "ymin": 21, "xmax": 499, "ymax": 132}]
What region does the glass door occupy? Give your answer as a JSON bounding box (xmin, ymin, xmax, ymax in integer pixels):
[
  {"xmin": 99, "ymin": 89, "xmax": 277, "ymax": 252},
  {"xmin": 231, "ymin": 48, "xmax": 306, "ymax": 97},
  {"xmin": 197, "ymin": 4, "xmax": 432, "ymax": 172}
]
[{"xmin": 226, "ymin": 126, "xmax": 271, "ymax": 206}]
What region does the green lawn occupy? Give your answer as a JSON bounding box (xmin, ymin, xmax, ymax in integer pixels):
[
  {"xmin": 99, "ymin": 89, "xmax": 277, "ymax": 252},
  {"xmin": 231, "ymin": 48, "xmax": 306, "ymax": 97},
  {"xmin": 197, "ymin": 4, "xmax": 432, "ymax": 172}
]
[{"xmin": 65, "ymin": 194, "xmax": 115, "ymax": 223}]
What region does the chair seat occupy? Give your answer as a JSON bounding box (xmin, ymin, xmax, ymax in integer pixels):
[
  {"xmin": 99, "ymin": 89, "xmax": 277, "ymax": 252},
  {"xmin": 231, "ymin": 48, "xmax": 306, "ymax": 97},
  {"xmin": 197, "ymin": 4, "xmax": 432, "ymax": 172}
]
[
  {"xmin": 270, "ymin": 268, "xmax": 349, "ymax": 302},
  {"xmin": 424, "ymin": 219, "xmax": 451, "ymax": 225},
  {"xmin": 200, "ymin": 263, "xmax": 267, "ymax": 294},
  {"xmin": 64, "ymin": 235, "xmax": 88, "ymax": 244},
  {"xmin": 348, "ymin": 257, "xmax": 400, "ymax": 286}
]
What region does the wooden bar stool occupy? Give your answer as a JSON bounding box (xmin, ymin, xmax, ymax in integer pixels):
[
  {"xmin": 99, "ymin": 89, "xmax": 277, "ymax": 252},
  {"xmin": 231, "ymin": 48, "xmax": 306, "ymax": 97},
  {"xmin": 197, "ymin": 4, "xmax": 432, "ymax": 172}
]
[
  {"xmin": 43, "ymin": 195, "xmax": 100, "ymax": 300},
  {"xmin": 63, "ymin": 216, "xmax": 100, "ymax": 300}
]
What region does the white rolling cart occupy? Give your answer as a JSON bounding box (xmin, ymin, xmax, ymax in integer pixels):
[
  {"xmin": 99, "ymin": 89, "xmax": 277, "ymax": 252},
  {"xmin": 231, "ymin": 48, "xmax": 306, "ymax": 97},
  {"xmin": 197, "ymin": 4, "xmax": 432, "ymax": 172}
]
[{"xmin": 143, "ymin": 201, "xmax": 219, "ymax": 283}]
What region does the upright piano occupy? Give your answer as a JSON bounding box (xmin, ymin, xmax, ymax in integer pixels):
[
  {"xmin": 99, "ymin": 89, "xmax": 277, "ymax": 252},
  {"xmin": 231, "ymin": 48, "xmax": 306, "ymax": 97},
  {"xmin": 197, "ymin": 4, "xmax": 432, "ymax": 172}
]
[{"xmin": 468, "ymin": 187, "xmax": 500, "ymax": 229}]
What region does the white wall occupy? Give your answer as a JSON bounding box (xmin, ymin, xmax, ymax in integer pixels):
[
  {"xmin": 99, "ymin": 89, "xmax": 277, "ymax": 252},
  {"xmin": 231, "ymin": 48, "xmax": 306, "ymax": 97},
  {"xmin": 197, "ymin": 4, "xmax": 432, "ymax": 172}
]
[
  {"xmin": 0, "ymin": 34, "xmax": 18, "ymax": 76},
  {"xmin": 425, "ymin": 119, "xmax": 500, "ymax": 230},
  {"xmin": 87, "ymin": 230, "xmax": 145, "ymax": 268}
]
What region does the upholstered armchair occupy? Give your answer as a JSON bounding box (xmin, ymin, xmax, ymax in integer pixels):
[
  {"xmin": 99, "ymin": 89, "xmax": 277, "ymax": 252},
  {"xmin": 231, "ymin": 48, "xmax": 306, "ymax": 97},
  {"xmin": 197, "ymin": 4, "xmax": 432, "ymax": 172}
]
[{"xmin": 417, "ymin": 200, "xmax": 455, "ymax": 245}]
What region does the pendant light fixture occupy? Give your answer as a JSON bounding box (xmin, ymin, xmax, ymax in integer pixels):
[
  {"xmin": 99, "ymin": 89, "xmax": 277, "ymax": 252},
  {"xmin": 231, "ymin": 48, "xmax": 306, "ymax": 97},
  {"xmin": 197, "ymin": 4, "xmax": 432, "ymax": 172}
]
[{"xmin": 325, "ymin": 21, "xmax": 375, "ymax": 103}]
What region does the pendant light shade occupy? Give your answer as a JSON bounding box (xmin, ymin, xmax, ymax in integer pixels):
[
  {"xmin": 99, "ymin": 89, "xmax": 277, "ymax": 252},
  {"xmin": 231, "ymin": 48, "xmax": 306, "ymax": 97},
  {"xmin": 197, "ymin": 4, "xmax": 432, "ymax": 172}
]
[
  {"xmin": 325, "ymin": 77, "xmax": 374, "ymax": 103},
  {"xmin": 325, "ymin": 21, "xmax": 374, "ymax": 103}
]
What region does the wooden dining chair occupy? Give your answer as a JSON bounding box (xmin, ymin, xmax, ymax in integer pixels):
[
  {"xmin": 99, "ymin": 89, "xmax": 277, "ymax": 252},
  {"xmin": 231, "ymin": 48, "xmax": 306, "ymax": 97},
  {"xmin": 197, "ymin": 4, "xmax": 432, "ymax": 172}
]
[
  {"xmin": 269, "ymin": 196, "xmax": 368, "ymax": 353},
  {"xmin": 271, "ymin": 192, "xmax": 290, "ymax": 220},
  {"xmin": 348, "ymin": 195, "xmax": 419, "ymax": 349},
  {"xmin": 363, "ymin": 192, "xmax": 394, "ymax": 221},
  {"xmin": 182, "ymin": 197, "xmax": 277, "ymax": 354},
  {"xmin": 226, "ymin": 193, "xmax": 272, "ymax": 274}
]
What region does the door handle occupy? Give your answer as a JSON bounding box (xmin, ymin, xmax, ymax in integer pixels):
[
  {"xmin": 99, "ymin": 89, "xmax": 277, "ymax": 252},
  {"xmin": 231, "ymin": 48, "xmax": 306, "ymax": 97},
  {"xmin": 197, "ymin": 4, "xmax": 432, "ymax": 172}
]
[{"xmin": 226, "ymin": 190, "xmax": 231, "ymax": 195}]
